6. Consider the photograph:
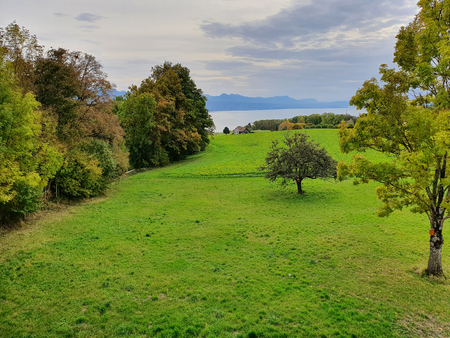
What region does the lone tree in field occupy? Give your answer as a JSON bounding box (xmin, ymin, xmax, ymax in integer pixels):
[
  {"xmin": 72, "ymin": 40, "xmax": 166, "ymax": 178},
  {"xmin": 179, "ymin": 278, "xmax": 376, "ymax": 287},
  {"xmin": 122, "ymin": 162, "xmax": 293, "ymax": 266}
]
[
  {"xmin": 260, "ymin": 133, "xmax": 337, "ymax": 194},
  {"xmin": 338, "ymin": 0, "xmax": 450, "ymax": 276},
  {"xmin": 223, "ymin": 126, "xmax": 230, "ymax": 135}
]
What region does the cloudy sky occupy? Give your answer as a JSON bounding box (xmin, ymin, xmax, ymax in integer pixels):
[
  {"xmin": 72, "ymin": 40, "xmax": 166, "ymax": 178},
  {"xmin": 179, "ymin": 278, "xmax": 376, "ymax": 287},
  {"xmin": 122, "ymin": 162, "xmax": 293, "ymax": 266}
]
[{"xmin": 2, "ymin": 0, "xmax": 418, "ymax": 101}]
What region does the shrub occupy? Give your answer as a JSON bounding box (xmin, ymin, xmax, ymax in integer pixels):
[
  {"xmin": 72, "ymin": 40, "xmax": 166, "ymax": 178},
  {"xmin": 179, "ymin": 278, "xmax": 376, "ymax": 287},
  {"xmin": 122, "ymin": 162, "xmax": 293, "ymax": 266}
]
[
  {"xmin": 291, "ymin": 123, "xmax": 304, "ymax": 130},
  {"xmin": 82, "ymin": 139, "xmax": 118, "ymax": 180},
  {"xmin": 0, "ymin": 179, "xmax": 42, "ymax": 225},
  {"xmin": 55, "ymin": 150, "xmax": 103, "ymax": 199}
]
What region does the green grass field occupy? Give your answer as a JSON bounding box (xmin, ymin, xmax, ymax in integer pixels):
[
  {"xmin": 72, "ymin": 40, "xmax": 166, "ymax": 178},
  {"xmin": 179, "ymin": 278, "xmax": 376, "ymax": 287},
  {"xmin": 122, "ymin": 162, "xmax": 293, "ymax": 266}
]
[{"xmin": 1, "ymin": 130, "xmax": 450, "ymax": 338}]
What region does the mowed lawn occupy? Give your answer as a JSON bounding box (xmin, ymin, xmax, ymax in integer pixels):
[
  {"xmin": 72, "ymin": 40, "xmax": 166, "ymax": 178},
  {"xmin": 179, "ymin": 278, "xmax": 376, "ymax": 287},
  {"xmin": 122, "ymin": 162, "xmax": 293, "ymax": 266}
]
[{"xmin": 1, "ymin": 130, "xmax": 450, "ymax": 338}]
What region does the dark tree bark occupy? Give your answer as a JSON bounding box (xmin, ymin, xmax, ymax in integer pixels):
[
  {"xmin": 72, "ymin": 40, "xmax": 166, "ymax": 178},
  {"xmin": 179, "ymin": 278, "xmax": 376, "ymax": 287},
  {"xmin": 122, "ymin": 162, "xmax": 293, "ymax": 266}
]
[
  {"xmin": 426, "ymin": 155, "xmax": 447, "ymax": 276},
  {"xmin": 296, "ymin": 179, "xmax": 303, "ymax": 195},
  {"xmin": 427, "ymin": 212, "xmax": 444, "ymax": 276}
]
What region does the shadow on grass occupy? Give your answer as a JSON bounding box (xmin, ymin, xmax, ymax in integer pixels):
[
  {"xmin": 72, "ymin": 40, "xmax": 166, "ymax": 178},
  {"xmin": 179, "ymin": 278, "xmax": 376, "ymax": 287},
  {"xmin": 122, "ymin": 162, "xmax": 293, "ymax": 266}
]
[{"xmin": 261, "ymin": 181, "xmax": 342, "ymax": 206}]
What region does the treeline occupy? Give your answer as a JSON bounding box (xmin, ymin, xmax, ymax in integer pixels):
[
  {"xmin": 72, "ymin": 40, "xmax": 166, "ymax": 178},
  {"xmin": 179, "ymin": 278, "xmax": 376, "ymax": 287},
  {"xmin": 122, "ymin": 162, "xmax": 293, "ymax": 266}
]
[
  {"xmin": 0, "ymin": 22, "xmax": 214, "ymax": 226},
  {"xmin": 252, "ymin": 112, "xmax": 357, "ymax": 131}
]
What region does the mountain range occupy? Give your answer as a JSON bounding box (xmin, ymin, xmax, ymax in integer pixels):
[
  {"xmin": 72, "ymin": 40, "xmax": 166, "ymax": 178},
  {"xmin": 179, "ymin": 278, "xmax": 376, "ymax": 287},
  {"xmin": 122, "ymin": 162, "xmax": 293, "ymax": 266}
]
[
  {"xmin": 204, "ymin": 94, "xmax": 349, "ymax": 111},
  {"xmin": 112, "ymin": 91, "xmax": 349, "ymax": 111}
]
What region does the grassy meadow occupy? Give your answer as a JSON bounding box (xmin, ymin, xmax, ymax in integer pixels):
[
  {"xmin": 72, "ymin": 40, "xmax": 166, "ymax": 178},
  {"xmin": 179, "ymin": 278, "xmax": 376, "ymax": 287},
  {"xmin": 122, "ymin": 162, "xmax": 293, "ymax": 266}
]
[{"xmin": 1, "ymin": 130, "xmax": 450, "ymax": 338}]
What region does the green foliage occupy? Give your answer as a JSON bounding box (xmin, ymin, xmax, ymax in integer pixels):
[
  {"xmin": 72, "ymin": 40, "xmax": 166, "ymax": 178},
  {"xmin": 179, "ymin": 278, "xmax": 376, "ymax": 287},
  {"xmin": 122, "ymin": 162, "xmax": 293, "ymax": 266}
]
[
  {"xmin": 118, "ymin": 91, "xmax": 169, "ymax": 168},
  {"xmin": 0, "ymin": 52, "xmax": 62, "ymax": 224},
  {"xmin": 118, "ymin": 62, "xmax": 214, "ymax": 168},
  {"xmin": 223, "ymin": 126, "xmax": 230, "ymax": 134},
  {"xmin": 339, "ymin": 1, "xmax": 450, "ymax": 219},
  {"xmin": 0, "ymin": 179, "xmax": 42, "ymax": 225},
  {"xmin": 82, "ymin": 139, "xmax": 119, "ymax": 185},
  {"xmin": 252, "ymin": 119, "xmax": 284, "ymax": 131},
  {"xmin": 0, "ymin": 21, "xmax": 43, "ymax": 93},
  {"xmin": 260, "ymin": 133, "xmax": 338, "ymax": 194},
  {"xmin": 55, "ymin": 149, "xmax": 103, "ymax": 198},
  {"xmin": 339, "ymin": 0, "xmax": 450, "ymax": 275},
  {"xmin": 34, "ymin": 48, "xmax": 81, "ymax": 139},
  {"xmin": 305, "ymin": 114, "xmax": 322, "ymax": 125}
]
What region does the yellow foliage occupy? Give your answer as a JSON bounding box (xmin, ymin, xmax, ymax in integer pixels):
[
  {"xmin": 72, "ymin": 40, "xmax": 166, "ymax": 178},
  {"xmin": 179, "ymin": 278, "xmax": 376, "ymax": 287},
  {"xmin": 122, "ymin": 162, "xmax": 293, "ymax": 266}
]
[{"xmin": 278, "ymin": 121, "xmax": 294, "ymax": 131}]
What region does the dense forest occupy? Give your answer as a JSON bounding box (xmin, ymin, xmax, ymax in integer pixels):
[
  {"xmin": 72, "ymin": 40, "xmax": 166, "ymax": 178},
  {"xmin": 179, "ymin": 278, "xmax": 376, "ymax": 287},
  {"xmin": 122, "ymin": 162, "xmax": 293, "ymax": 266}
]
[
  {"xmin": 0, "ymin": 22, "xmax": 214, "ymax": 226},
  {"xmin": 252, "ymin": 112, "xmax": 357, "ymax": 131}
]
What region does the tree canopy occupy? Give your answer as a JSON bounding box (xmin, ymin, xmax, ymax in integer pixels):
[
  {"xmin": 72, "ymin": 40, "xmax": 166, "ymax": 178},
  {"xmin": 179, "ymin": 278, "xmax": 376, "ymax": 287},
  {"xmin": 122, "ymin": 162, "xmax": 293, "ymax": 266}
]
[
  {"xmin": 261, "ymin": 133, "xmax": 337, "ymax": 194},
  {"xmin": 0, "ymin": 23, "xmax": 214, "ymax": 225},
  {"xmin": 338, "ymin": 0, "xmax": 450, "ymax": 276},
  {"xmin": 0, "ymin": 22, "xmax": 128, "ymax": 223},
  {"xmin": 0, "ymin": 52, "xmax": 62, "ymax": 224},
  {"xmin": 117, "ymin": 62, "xmax": 215, "ymax": 168}
]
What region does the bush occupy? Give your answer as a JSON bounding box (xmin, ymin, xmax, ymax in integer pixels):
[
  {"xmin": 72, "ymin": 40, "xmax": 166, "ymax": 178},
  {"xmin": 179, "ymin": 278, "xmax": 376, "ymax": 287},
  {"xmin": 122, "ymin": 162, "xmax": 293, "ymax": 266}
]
[
  {"xmin": 291, "ymin": 123, "xmax": 304, "ymax": 130},
  {"xmin": 55, "ymin": 150, "xmax": 103, "ymax": 199},
  {"xmin": 82, "ymin": 139, "xmax": 118, "ymax": 180},
  {"xmin": 0, "ymin": 179, "xmax": 42, "ymax": 225}
]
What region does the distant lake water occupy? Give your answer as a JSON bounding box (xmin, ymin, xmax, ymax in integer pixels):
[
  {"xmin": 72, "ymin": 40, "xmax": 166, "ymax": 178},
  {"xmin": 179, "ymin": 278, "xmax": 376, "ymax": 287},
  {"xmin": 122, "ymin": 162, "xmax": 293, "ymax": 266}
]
[{"xmin": 210, "ymin": 107, "xmax": 362, "ymax": 133}]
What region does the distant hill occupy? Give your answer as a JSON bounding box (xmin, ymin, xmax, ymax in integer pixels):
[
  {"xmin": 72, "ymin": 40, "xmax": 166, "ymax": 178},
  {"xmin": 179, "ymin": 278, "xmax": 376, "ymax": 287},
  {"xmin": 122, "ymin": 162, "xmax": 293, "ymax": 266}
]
[
  {"xmin": 112, "ymin": 90, "xmax": 127, "ymax": 97},
  {"xmin": 205, "ymin": 94, "xmax": 349, "ymax": 111}
]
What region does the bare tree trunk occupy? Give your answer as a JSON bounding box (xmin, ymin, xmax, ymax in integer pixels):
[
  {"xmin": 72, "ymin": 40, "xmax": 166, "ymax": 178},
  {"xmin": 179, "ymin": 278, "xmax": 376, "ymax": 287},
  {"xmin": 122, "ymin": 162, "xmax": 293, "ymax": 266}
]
[
  {"xmin": 296, "ymin": 178, "xmax": 303, "ymax": 195},
  {"xmin": 427, "ymin": 215, "xmax": 444, "ymax": 276}
]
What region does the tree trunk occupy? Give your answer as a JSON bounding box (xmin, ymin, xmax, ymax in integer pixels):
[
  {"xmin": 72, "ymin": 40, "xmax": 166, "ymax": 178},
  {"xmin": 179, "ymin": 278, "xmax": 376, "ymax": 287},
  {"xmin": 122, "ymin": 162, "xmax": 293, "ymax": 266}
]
[
  {"xmin": 427, "ymin": 215, "xmax": 444, "ymax": 276},
  {"xmin": 296, "ymin": 178, "xmax": 303, "ymax": 195}
]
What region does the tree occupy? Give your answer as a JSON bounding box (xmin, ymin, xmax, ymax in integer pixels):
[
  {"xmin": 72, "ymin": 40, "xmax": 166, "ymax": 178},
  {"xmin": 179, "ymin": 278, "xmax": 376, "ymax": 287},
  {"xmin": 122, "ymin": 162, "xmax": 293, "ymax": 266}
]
[
  {"xmin": 306, "ymin": 114, "xmax": 322, "ymax": 125},
  {"xmin": 122, "ymin": 62, "xmax": 214, "ymax": 165},
  {"xmin": 223, "ymin": 126, "xmax": 230, "ymax": 135},
  {"xmin": 260, "ymin": 133, "xmax": 337, "ymax": 194},
  {"xmin": 0, "ymin": 21, "xmax": 43, "ymax": 93},
  {"xmin": 278, "ymin": 120, "xmax": 294, "ymax": 131},
  {"xmin": 337, "ymin": 0, "xmax": 450, "ymax": 276},
  {"xmin": 253, "ymin": 119, "xmax": 284, "ymax": 131},
  {"xmin": 0, "ymin": 52, "xmax": 62, "ymax": 224},
  {"xmin": 140, "ymin": 62, "xmax": 215, "ymax": 157},
  {"xmin": 117, "ymin": 91, "xmax": 169, "ymax": 168},
  {"xmin": 34, "ymin": 48, "xmax": 81, "ymax": 139}
]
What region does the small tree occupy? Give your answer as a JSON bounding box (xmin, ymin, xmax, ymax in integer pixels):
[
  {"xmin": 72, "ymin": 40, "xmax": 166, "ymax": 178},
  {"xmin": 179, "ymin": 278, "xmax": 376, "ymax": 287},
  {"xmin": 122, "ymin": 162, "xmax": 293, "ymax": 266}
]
[
  {"xmin": 223, "ymin": 126, "xmax": 230, "ymax": 135},
  {"xmin": 260, "ymin": 133, "xmax": 337, "ymax": 194}
]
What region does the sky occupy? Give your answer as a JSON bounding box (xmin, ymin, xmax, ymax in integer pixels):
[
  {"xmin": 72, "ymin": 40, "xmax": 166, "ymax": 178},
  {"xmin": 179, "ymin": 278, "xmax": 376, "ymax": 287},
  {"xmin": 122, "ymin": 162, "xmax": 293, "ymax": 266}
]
[{"xmin": 2, "ymin": 0, "xmax": 418, "ymax": 102}]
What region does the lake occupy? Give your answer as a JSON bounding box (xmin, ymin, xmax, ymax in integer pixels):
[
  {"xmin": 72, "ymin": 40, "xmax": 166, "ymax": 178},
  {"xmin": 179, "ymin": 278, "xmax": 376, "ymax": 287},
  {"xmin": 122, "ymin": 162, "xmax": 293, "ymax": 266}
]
[{"xmin": 209, "ymin": 107, "xmax": 362, "ymax": 133}]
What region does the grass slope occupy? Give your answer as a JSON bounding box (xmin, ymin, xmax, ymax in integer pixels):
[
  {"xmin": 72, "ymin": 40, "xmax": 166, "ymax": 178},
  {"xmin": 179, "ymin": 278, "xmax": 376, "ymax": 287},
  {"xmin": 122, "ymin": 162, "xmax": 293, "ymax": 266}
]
[{"xmin": 1, "ymin": 130, "xmax": 450, "ymax": 338}]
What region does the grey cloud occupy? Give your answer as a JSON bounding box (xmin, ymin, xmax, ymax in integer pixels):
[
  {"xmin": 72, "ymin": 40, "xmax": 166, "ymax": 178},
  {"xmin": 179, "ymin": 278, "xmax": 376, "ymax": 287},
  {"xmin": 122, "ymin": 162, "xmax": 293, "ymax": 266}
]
[
  {"xmin": 204, "ymin": 60, "xmax": 254, "ymax": 72},
  {"xmin": 78, "ymin": 25, "xmax": 101, "ymax": 30},
  {"xmin": 226, "ymin": 36, "xmax": 395, "ymax": 65},
  {"xmin": 75, "ymin": 13, "xmax": 105, "ymax": 23},
  {"xmin": 201, "ymin": 0, "xmax": 416, "ymax": 47},
  {"xmin": 53, "ymin": 12, "xmax": 69, "ymax": 17},
  {"xmin": 81, "ymin": 39, "xmax": 103, "ymax": 45},
  {"xmin": 125, "ymin": 59, "xmax": 155, "ymax": 66}
]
